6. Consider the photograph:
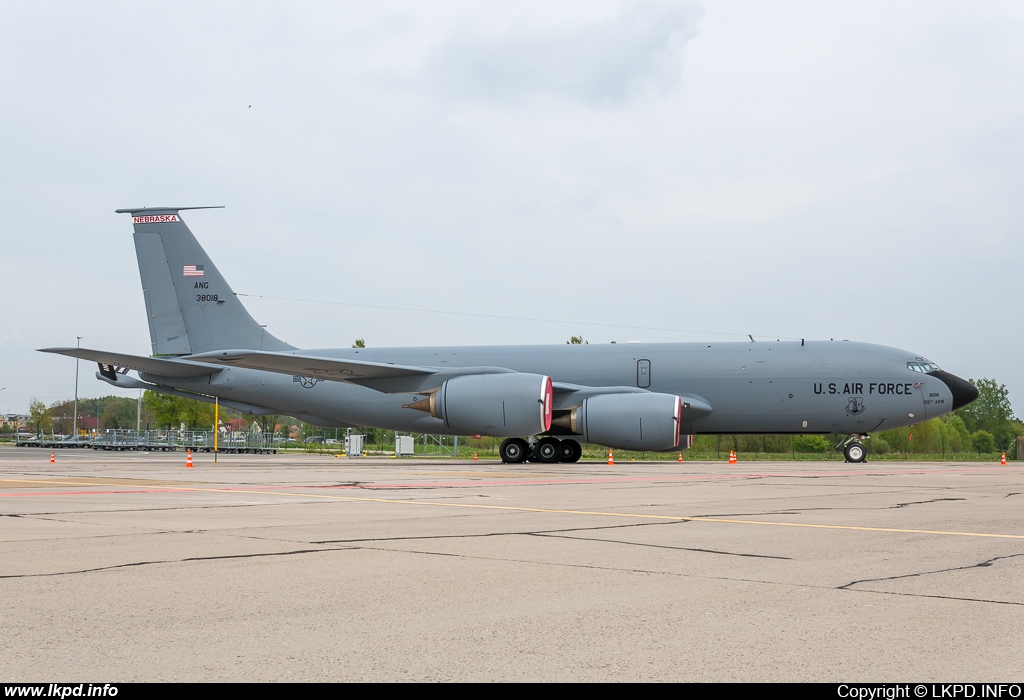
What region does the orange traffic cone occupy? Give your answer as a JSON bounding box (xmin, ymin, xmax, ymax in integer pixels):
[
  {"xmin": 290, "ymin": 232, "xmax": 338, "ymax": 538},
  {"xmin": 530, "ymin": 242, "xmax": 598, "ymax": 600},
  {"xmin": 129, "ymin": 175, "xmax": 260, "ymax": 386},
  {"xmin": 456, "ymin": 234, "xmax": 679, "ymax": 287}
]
[
  {"xmin": 50, "ymin": 451, "xmax": 55, "ymax": 463},
  {"xmin": 607, "ymin": 450, "xmax": 615, "ymax": 466},
  {"xmin": 728, "ymin": 450, "xmax": 737, "ymax": 465},
  {"xmin": 185, "ymin": 449, "xmax": 194, "ymax": 469},
  {"xmin": 677, "ymin": 452, "xmax": 683, "ymax": 462},
  {"xmin": 473, "ymin": 452, "xmax": 478, "ymax": 461},
  {"xmin": 1001, "ymin": 452, "xmax": 1007, "ymax": 465}
]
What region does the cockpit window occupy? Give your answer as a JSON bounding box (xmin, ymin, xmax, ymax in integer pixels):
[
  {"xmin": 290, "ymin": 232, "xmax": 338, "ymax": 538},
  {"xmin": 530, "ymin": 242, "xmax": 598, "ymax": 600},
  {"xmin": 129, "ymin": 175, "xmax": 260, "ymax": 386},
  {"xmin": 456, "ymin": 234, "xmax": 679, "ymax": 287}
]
[{"xmin": 908, "ymin": 359, "xmax": 940, "ymax": 373}]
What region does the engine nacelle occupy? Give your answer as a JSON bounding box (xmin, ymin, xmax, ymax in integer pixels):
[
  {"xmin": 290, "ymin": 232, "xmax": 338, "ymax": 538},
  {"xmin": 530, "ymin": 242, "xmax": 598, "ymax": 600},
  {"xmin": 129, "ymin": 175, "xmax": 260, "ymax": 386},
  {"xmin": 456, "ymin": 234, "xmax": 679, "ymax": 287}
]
[
  {"xmin": 564, "ymin": 392, "xmax": 682, "ymax": 451},
  {"xmin": 411, "ymin": 373, "xmax": 553, "ymax": 437}
]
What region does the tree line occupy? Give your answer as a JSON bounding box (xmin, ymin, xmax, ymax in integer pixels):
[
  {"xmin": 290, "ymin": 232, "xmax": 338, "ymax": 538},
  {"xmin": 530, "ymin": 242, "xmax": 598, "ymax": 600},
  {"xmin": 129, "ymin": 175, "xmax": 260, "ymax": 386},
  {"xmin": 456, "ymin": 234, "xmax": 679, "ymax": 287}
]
[{"xmin": 9, "ymin": 393, "xmax": 297, "ymax": 440}]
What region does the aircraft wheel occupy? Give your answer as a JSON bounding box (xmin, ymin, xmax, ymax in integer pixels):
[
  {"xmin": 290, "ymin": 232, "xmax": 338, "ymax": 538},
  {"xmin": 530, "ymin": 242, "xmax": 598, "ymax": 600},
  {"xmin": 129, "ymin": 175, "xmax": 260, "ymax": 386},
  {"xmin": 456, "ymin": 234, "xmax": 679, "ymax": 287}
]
[
  {"xmin": 499, "ymin": 438, "xmax": 529, "ymax": 464},
  {"xmin": 844, "ymin": 442, "xmax": 867, "ymax": 463},
  {"xmin": 560, "ymin": 439, "xmax": 583, "ymax": 463},
  {"xmin": 535, "ymin": 437, "xmax": 562, "ymax": 464}
]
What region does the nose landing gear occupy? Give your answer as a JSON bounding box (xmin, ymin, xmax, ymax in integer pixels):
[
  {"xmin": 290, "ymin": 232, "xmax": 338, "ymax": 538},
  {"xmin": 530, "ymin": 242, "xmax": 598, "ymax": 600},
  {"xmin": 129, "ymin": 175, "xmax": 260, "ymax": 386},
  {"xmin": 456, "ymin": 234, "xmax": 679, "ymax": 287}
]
[{"xmin": 840, "ymin": 434, "xmax": 869, "ymax": 463}]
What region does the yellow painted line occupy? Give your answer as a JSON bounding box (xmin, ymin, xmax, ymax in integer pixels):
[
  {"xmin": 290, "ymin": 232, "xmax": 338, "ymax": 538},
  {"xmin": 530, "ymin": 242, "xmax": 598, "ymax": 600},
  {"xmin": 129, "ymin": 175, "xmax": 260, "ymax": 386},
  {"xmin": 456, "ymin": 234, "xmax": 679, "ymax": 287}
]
[
  {"xmin": 77, "ymin": 481, "xmax": 1024, "ymax": 542},
  {"xmin": 330, "ymin": 496, "xmax": 1024, "ymax": 540},
  {"xmin": 8, "ymin": 478, "xmax": 1023, "ymax": 541}
]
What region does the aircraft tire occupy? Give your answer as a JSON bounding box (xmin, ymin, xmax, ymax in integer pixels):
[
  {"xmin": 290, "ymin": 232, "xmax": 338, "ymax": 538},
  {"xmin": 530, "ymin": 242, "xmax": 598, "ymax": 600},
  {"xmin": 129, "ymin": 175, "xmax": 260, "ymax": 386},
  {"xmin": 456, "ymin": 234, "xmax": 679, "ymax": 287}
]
[
  {"xmin": 560, "ymin": 439, "xmax": 583, "ymax": 463},
  {"xmin": 499, "ymin": 437, "xmax": 529, "ymax": 464},
  {"xmin": 535, "ymin": 437, "xmax": 562, "ymax": 464},
  {"xmin": 844, "ymin": 442, "xmax": 867, "ymax": 463}
]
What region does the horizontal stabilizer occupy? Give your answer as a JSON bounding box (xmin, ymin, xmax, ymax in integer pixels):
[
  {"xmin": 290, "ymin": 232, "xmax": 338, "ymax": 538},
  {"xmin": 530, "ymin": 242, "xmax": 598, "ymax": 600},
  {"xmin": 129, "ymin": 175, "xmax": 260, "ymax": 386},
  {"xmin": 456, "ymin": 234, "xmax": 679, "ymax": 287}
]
[
  {"xmin": 39, "ymin": 347, "xmax": 223, "ymax": 378},
  {"xmin": 186, "ymin": 350, "xmax": 435, "ymax": 381},
  {"xmin": 94, "ymin": 371, "xmax": 276, "ymax": 415},
  {"xmin": 115, "ymin": 206, "xmax": 225, "ymax": 214}
]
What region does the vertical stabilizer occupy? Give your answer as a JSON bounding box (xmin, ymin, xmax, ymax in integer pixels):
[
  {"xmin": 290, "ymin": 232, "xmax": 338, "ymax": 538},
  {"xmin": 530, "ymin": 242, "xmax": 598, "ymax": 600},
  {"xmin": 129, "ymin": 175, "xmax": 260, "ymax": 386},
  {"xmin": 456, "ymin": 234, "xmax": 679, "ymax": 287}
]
[{"xmin": 118, "ymin": 207, "xmax": 293, "ymax": 355}]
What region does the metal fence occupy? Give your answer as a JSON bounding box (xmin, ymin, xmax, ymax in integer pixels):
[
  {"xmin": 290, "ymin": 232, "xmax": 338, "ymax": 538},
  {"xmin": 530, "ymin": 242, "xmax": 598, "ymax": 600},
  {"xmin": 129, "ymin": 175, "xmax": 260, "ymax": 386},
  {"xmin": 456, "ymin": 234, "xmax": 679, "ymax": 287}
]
[{"xmin": 16, "ymin": 429, "xmax": 277, "ymax": 453}]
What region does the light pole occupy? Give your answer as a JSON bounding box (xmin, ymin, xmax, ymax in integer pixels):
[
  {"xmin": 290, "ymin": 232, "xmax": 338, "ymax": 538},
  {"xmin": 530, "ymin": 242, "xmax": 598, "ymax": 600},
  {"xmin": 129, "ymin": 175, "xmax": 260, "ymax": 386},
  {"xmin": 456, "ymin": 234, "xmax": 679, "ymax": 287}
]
[{"xmin": 72, "ymin": 336, "xmax": 82, "ymax": 440}]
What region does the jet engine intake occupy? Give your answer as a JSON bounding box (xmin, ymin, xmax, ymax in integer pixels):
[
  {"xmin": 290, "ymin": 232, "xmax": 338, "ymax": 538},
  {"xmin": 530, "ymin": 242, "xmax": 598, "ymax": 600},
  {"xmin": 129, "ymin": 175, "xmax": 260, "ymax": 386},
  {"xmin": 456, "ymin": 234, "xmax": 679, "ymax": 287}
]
[
  {"xmin": 406, "ymin": 373, "xmax": 553, "ymax": 437},
  {"xmin": 556, "ymin": 392, "xmax": 682, "ymax": 451}
]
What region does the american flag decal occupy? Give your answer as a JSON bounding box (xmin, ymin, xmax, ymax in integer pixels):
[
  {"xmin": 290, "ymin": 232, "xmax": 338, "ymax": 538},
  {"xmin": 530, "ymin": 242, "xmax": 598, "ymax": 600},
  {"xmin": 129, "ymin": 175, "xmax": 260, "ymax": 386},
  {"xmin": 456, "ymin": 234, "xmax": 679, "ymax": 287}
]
[{"xmin": 183, "ymin": 265, "xmax": 205, "ymax": 277}]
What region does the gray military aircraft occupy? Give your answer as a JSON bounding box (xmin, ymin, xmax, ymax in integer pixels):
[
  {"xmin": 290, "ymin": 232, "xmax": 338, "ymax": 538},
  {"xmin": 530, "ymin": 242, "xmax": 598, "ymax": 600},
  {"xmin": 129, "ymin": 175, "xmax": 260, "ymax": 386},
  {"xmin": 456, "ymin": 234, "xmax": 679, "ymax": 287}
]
[{"xmin": 41, "ymin": 207, "xmax": 978, "ymax": 464}]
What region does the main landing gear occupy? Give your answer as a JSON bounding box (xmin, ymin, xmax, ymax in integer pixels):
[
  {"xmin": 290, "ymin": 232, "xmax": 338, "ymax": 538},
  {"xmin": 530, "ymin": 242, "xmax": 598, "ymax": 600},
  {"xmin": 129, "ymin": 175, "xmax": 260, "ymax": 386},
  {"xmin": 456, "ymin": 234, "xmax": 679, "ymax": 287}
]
[
  {"xmin": 840, "ymin": 435, "xmax": 869, "ymax": 463},
  {"xmin": 499, "ymin": 437, "xmax": 582, "ymax": 464}
]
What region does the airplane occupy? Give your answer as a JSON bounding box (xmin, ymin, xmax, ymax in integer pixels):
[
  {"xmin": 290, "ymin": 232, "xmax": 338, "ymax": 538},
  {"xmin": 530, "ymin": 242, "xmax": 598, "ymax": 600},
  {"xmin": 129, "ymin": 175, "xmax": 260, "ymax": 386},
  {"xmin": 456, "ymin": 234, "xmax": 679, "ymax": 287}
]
[{"xmin": 41, "ymin": 207, "xmax": 978, "ymax": 464}]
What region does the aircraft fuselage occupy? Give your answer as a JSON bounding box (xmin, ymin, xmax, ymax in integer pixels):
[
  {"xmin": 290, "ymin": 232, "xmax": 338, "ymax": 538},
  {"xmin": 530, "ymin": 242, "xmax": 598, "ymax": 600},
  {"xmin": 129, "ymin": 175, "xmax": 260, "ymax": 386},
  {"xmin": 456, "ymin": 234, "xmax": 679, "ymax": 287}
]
[{"xmin": 147, "ymin": 339, "xmax": 965, "ymax": 436}]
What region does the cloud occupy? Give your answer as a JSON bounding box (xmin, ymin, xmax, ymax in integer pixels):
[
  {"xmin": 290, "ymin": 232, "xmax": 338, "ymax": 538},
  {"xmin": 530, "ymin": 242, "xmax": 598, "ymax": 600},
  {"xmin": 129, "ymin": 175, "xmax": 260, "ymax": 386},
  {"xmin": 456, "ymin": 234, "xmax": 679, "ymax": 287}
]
[{"xmin": 422, "ymin": 1, "xmax": 702, "ymax": 105}]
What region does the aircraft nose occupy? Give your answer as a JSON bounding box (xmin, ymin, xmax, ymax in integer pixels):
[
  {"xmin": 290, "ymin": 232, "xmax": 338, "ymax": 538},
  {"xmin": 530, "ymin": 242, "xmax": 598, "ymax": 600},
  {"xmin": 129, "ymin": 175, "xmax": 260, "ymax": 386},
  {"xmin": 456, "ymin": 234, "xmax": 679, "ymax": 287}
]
[{"xmin": 928, "ymin": 370, "xmax": 979, "ymax": 411}]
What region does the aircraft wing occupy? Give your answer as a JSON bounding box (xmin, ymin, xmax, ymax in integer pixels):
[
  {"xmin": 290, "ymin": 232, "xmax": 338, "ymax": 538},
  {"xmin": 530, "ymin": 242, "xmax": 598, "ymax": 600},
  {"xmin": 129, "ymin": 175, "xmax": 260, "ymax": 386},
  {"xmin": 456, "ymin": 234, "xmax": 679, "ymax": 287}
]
[
  {"xmin": 186, "ymin": 349, "xmax": 436, "ymax": 381},
  {"xmin": 187, "ymin": 349, "xmax": 518, "ymax": 393},
  {"xmin": 39, "ymin": 347, "xmax": 223, "ymax": 378}
]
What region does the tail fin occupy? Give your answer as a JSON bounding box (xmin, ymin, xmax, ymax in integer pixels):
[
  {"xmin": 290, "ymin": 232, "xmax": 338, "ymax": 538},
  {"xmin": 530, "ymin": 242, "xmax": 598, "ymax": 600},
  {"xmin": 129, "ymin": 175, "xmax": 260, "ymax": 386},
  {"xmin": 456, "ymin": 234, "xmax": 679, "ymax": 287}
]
[{"xmin": 118, "ymin": 207, "xmax": 293, "ymax": 356}]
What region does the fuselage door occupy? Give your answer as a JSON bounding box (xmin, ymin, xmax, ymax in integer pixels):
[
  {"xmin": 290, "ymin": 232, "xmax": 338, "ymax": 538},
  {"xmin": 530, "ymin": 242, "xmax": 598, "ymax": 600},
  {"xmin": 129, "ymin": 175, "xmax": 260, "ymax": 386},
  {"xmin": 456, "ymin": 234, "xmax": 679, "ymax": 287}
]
[
  {"xmin": 920, "ymin": 379, "xmax": 937, "ymax": 419},
  {"xmin": 637, "ymin": 359, "xmax": 651, "ymax": 388},
  {"xmin": 909, "ymin": 361, "xmax": 939, "ymax": 419}
]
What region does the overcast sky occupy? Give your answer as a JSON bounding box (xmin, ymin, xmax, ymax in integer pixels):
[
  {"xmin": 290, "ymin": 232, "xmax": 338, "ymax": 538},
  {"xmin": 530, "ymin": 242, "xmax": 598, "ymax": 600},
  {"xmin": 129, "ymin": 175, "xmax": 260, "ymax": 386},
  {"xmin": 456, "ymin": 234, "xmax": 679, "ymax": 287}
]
[{"xmin": 2, "ymin": 1, "xmax": 1022, "ymax": 416}]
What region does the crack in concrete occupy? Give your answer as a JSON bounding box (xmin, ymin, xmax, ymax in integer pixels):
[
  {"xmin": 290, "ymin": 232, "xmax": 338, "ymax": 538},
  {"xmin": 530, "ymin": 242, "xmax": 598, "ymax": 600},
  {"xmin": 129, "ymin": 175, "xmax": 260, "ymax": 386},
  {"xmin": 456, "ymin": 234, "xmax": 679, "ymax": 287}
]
[
  {"xmin": 0, "ymin": 546, "xmax": 350, "ymax": 579},
  {"xmin": 310, "ymin": 520, "xmax": 681, "ymax": 545},
  {"xmin": 13, "ymin": 514, "xmax": 153, "ymax": 529},
  {"xmin": 891, "ymin": 497, "xmax": 965, "ymax": 508},
  {"xmin": 0, "ymin": 500, "xmax": 338, "ymax": 518},
  {"xmin": 846, "ymin": 589, "xmax": 1024, "ymax": 607},
  {"xmin": 0, "ymin": 530, "xmax": 1018, "ymax": 608},
  {"xmin": 700, "ymin": 509, "xmax": 827, "ymax": 517},
  {"xmin": 838, "ymin": 552, "xmax": 1024, "ymax": 594},
  {"xmin": 528, "ymin": 532, "xmax": 791, "ymax": 560},
  {"xmin": 691, "ymin": 495, "xmax": 971, "ymax": 518},
  {"xmin": 311, "ymin": 520, "xmax": 786, "ymax": 560},
  {"xmin": 348, "ymin": 544, "xmax": 694, "ymax": 577}
]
